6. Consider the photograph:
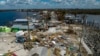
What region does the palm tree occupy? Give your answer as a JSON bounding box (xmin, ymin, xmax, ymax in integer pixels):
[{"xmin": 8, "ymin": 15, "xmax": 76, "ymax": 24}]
[{"xmin": 56, "ymin": 10, "xmax": 66, "ymax": 21}]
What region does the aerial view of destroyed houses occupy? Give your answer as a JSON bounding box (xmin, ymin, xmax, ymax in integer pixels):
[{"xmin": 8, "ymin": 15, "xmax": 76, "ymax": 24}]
[{"xmin": 0, "ymin": 0, "xmax": 100, "ymax": 56}]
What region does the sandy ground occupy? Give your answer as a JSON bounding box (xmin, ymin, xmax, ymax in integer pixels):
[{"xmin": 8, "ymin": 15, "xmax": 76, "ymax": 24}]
[{"xmin": 0, "ymin": 33, "xmax": 28, "ymax": 56}]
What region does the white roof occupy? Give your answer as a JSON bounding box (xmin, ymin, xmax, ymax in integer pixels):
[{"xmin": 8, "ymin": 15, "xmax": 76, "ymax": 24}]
[
  {"xmin": 14, "ymin": 19, "xmax": 28, "ymax": 22},
  {"xmin": 14, "ymin": 19, "xmax": 39, "ymax": 22},
  {"xmin": 29, "ymin": 47, "xmax": 48, "ymax": 56},
  {"xmin": 12, "ymin": 24, "xmax": 35, "ymax": 29}
]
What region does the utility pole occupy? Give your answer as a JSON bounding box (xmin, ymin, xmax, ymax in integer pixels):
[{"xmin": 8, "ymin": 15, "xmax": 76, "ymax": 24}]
[{"xmin": 26, "ymin": 10, "xmax": 31, "ymax": 41}]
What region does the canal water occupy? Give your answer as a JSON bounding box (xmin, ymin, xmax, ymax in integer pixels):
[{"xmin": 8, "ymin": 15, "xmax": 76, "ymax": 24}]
[{"xmin": 0, "ymin": 11, "xmax": 100, "ymax": 26}]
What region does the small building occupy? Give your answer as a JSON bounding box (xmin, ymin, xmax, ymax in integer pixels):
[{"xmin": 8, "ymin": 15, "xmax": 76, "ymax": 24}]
[{"xmin": 12, "ymin": 19, "xmax": 36, "ymax": 30}]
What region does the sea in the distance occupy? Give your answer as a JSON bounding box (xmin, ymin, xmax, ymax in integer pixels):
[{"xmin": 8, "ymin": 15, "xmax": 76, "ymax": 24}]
[
  {"xmin": 0, "ymin": 11, "xmax": 34, "ymax": 26},
  {"xmin": 0, "ymin": 11, "xmax": 100, "ymax": 26}
]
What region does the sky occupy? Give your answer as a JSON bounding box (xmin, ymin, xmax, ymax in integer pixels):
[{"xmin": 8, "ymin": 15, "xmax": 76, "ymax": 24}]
[{"xmin": 0, "ymin": 0, "xmax": 100, "ymax": 9}]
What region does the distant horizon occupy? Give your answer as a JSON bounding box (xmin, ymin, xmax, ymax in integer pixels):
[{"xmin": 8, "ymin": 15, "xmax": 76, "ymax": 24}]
[
  {"xmin": 0, "ymin": 8, "xmax": 100, "ymax": 10},
  {"xmin": 0, "ymin": 0, "xmax": 100, "ymax": 9}
]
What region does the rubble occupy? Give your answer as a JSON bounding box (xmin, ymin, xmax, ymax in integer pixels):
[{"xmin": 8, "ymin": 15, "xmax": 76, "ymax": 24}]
[{"xmin": 0, "ymin": 22, "xmax": 87, "ymax": 56}]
